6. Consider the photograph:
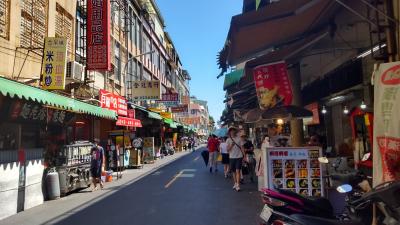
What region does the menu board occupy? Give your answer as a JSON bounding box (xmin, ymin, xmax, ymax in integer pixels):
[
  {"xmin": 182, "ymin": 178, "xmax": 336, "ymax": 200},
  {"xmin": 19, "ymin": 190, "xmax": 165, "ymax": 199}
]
[
  {"xmin": 143, "ymin": 137, "xmax": 155, "ymax": 164},
  {"xmin": 265, "ymin": 147, "xmax": 324, "ymax": 197}
]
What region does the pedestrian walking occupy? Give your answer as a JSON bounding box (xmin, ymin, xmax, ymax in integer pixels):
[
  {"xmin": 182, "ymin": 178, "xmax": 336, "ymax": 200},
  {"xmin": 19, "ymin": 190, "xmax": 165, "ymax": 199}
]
[
  {"xmin": 219, "ymin": 137, "xmax": 230, "ymax": 178},
  {"xmin": 207, "ymin": 134, "xmax": 219, "ymax": 173},
  {"xmin": 242, "ymin": 134, "xmax": 256, "ymax": 183},
  {"xmin": 91, "ymin": 138, "xmax": 104, "ymax": 191},
  {"xmin": 227, "ymin": 127, "xmax": 245, "ymax": 192}
]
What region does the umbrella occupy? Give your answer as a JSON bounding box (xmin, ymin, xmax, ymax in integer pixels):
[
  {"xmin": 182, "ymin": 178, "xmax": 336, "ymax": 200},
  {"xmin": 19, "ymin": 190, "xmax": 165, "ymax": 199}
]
[
  {"xmin": 243, "ymin": 108, "xmax": 264, "ymax": 123},
  {"xmin": 262, "ymin": 105, "xmax": 313, "ymax": 120},
  {"xmin": 213, "ymin": 128, "xmax": 228, "ymax": 137},
  {"xmin": 201, "ymin": 150, "xmax": 209, "ymax": 166}
]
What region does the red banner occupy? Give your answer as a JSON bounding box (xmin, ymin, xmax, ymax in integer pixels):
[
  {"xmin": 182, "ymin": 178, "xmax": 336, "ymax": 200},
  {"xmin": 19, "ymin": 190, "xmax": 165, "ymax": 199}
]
[
  {"xmin": 87, "ymin": 0, "xmax": 111, "ymax": 71},
  {"xmin": 116, "ymin": 117, "xmax": 142, "ymax": 127},
  {"xmin": 128, "ymin": 109, "xmax": 135, "ymax": 119},
  {"xmin": 99, "ymin": 89, "xmax": 127, "ymax": 116},
  {"xmin": 377, "ymin": 136, "xmax": 400, "ymax": 181},
  {"xmin": 171, "ymin": 105, "xmax": 188, "ymax": 113},
  {"xmin": 253, "ymin": 62, "xmax": 293, "ymax": 110}
]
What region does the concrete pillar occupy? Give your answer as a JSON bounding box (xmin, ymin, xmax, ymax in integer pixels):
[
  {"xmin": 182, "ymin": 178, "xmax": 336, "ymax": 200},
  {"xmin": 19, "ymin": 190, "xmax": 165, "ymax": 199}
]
[{"xmin": 288, "ymin": 64, "xmax": 304, "ymax": 147}]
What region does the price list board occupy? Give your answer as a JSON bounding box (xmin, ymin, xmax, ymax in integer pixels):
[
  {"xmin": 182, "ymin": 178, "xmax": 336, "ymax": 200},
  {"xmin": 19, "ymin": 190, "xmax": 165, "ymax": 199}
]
[{"xmin": 265, "ymin": 147, "xmax": 324, "ymax": 197}]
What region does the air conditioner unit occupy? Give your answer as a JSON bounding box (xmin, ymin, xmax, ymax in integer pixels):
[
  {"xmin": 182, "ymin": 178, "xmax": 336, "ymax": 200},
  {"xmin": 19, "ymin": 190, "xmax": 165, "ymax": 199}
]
[{"xmin": 66, "ymin": 61, "xmax": 85, "ymax": 82}]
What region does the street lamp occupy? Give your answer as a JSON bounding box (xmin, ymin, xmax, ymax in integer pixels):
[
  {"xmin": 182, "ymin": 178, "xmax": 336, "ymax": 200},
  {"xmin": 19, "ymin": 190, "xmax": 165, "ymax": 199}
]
[{"xmin": 122, "ymin": 50, "xmax": 155, "ymax": 100}]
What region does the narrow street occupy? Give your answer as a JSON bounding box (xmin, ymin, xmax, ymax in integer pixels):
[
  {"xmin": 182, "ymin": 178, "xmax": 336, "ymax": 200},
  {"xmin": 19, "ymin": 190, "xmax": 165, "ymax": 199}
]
[{"xmin": 1, "ymin": 147, "xmax": 262, "ymax": 225}]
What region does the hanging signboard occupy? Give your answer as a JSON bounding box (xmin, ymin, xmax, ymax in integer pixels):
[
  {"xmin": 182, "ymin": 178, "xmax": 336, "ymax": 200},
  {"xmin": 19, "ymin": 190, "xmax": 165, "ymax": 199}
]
[
  {"xmin": 41, "ymin": 37, "xmax": 67, "ymax": 90},
  {"xmin": 99, "ymin": 89, "xmax": 127, "ymax": 116},
  {"xmin": 87, "ymin": 0, "xmax": 111, "ymax": 71},
  {"xmin": 143, "ymin": 137, "xmax": 155, "ymax": 163},
  {"xmin": 181, "ymin": 95, "xmax": 190, "ymax": 105},
  {"xmin": 253, "ymin": 61, "xmax": 293, "ymax": 110},
  {"xmin": 265, "ymin": 147, "xmax": 324, "ymax": 197},
  {"xmin": 116, "ymin": 117, "xmax": 142, "ymax": 127},
  {"xmin": 171, "ymin": 105, "xmax": 188, "ymax": 113},
  {"xmin": 373, "ymin": 62, "xmax": 400, "ymax": 186},
  {"xmin": 180, "ymin": 117, "xmax": 201, "ymax": 125},
  {"xmin": 131, "ymin": 80, "xmax": 161, "ymax": 100},
  {"xmin": 156, "ymin": 93, "xmax": 179, "ymax": 106}
]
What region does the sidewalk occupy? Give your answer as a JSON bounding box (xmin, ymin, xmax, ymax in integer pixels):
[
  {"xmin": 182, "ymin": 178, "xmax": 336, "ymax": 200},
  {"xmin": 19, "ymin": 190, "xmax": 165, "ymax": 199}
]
[{"xmin": 0, "ymin": 149, "xmax": 198, "ymax": 225}]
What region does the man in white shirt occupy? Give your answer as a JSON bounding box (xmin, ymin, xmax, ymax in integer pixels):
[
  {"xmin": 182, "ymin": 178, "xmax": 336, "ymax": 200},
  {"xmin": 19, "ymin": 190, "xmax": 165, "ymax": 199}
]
[{"xmin": 227, "ymin": 127, "xmax": 245, "ymax": 192}]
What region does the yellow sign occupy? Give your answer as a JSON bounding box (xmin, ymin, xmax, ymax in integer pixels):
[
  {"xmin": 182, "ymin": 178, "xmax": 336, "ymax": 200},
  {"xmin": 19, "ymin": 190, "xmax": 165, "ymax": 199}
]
[
  {"xmin": 160, "ymin": 112, "xmax": 172, "ymax": 119},
  {"xmin": 148, "ymin": 107, "xmax": 163, "ymax": 113},
  {"xmin": 41, "ymin": 37, "xmax": 67, "ymax": 90},
  {"xmin": 132, "ymin": 80, "xmax": 161, "ymax": 100}
]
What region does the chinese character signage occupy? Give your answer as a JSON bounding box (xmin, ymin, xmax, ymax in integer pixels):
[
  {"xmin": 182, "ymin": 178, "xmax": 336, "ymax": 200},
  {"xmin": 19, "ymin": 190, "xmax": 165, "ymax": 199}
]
[
  {"xmin": 99, "ymin": 89, "xmax": 127, "ymax": 116},
  {"xmin": 171, "ymin": 105, "xmax": 188, "ymax": 113},
  {"xmin": 41, "ymin": 37, "xmax": 67, "ymax": 90},
  {"xmin": 266, "ymin": 147, "xmax": 324, "ymax": 197},
  {"xmin": 180, "ymin": 117, "xmax": 201, "ymax": 125},
  {"xmin": 131, "ymin": 80, "xmax": 161, "ymax": 100},
  {"xmin": 9, "ymin": 100, "xmax": 72, "ymax": 124},
  {"xmin": 253, "ymin": 61, "xmax": 293, "ymax": 110},
  {"xmin": 157, "ymin": 93, "xmax": 179, "ymax": 106},
  {"xmin": 373, "ymin": 62, "xmax": 400, "ymax": 186},
  {"xmin": 116, "ymin": 117, "xmax": 142, "ymax": 127},
  {"xmin": 181, "ymin": 95, "xmax": 190, "ymax": 105},
  {"xmin": 87, "ymin": 0, "xmax": 111, "ymax": 71}
]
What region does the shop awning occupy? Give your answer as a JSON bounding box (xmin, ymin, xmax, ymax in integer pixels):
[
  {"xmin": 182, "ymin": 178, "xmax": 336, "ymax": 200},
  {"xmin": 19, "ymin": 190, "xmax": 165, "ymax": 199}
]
[
  {"xmin": 0, "ymin": 77, "xmax": 117, "ymax": 120},
  {"xmin": 148, "ymin": 111, "xmax": 163, "ymax": 120},
  {"xmin": 223, "ymin": 69, "xmax": 244, "ymax": 90},
  {"xmin": 218, "ymin": 0, "xmax": 338, "ymax": 70}
]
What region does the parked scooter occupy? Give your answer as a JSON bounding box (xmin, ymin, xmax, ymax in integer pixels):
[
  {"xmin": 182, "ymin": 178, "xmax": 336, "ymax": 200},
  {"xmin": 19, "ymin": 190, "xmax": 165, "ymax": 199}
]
[
  {"xmin": 268, "ymin": 181, "xmax": 400, "ymax": 225},
  {"xmin": 259, "ymin": 154, "xmax": 372, "ymax": 224}
]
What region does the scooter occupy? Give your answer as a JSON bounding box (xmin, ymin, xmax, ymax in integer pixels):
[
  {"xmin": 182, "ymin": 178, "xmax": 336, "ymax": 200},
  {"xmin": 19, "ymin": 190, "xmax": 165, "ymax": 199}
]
[
  {"xmin": 260, "ymin": 155, "xmax": 371, "ymax": 224},
  {"xmin": 268, "ymin": 181, "xmax": 400, "ymax": 225}
]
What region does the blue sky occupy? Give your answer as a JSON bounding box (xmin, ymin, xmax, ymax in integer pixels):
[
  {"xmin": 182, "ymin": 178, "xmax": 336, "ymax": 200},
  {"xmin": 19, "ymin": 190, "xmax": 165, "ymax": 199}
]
[{"xmin": 156, "ymin": 0, "xmax": 242, "ymax": 122}]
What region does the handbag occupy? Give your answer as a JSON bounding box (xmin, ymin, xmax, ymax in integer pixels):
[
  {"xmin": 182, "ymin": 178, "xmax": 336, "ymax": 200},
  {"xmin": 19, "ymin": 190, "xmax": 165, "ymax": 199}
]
[
  {"xmin": 242, "ymin": 162, "xmax": 249, "ymax": 175},
  {"xmin": 217, "ymin": 153, "xmax": 222, "ymax": 162}
]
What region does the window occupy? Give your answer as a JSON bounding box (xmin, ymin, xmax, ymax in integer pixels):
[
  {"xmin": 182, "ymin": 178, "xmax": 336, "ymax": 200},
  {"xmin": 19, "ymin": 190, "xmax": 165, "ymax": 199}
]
[
  {"xmin": 20, "ymin": 0, "xmax": 48, "ymax": 52},
  {"xmin": 56, "ymin": 3, "xmax": 74, "ymax": 61},
  {"xmin": 135, "ymin": 19, "xmax": 140, "ymax": 48},
  {"xmin": 143, "ymin": 34, "xmax": 151, "ymax": 63},
  {"xmin": 0, "ymin": 0, "xmax": 10, "ymax": 39},
  {"xmin": 154, "ymin": 50, "xmax": 160, "ymax": 70},
  {"xmin": 75, "ymin": 11, "xmax": 85, "ymax": 59},
  {"xmin": 114, "ymin": 41, "xmax": 120, "ymax": 81}
]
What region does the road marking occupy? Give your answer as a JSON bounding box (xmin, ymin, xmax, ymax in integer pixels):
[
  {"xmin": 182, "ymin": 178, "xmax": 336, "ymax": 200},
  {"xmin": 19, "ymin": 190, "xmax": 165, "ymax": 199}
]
[
  {"xmin": 164, "ymin": 170, "xmax": 184, "ymax": 188},
  {"xmin": 193, "ymin": 156, "xmax": 200, "ymax": 161}
]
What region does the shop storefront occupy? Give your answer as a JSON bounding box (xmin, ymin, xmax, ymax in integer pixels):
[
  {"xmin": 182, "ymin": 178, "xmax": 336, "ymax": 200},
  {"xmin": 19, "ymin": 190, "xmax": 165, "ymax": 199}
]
[{"xmin": 0, "ymin": 77, "xmax": 117, "ymax": 220}]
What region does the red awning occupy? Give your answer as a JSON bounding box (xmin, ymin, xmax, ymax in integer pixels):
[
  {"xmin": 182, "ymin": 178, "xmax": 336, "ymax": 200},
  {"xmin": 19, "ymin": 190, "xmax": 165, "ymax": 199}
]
[
  {"xmin": 116, "ymin": 117, "xmax": 142, "ymax": 127},
  {"xmin": 219, "ymin": 0, "xmax": 339, "ymax": 68}
]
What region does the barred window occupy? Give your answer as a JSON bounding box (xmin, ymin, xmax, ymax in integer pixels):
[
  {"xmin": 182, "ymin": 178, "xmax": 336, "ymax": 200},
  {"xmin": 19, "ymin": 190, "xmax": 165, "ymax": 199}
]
[
  {"xmin": 20, "ymin": 0, "xmax": 48, "ymax": 52},
  {"xmin": 0, "ymin": 0, "xmax": 10, "ymax": 39},
  {"xmin": 55, "ymin": 3, "xmax": 74, "ymax": 61}
]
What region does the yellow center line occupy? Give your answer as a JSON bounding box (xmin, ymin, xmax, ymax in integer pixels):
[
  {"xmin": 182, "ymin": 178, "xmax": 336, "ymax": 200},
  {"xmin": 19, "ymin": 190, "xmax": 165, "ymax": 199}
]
[
  {"xmin": 164, "ymin": 170, "xmax": 184, "ymax": 188},
  {"xmin": 193, "ymin": 156, "xmax": 200, "ymax": 161}
]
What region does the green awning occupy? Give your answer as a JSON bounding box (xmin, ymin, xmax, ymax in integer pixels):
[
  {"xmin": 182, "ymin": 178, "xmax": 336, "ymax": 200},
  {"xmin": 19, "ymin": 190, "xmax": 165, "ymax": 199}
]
[
  {"xmin": 223, "ymin": 68, "xmax": 244, "ymax": 90},
  {"xmin": 0, "ymin": 77, "xmax": 117, "ymax": 120},
  {"xmin": 148, "ymin": 111, "xmax": 162, "ymax": 120},
  {"xmin": 163, "ymin": 118, "xmax": 173, "ymax": 125}
]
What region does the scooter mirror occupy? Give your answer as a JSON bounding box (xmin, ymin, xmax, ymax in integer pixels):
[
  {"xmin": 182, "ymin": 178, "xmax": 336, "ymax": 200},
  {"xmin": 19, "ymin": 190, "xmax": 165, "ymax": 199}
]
[
  {"xmin": 318, "ymin": 157, "xmax": 329, "ymax": 164},
  {"xmin": 337, "ymin": 184, "xmax": 353, "ymax": 193},
  {"xmin": 362, "ymin": 153, "xmax": 371, "ymax": 161}
]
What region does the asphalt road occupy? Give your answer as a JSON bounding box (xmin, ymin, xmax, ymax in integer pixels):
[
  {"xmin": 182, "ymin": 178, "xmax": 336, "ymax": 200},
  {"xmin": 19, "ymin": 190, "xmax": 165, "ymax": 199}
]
[{"xmin": 21, "ymin": 147, "xmax": 262, "ymax": 225}]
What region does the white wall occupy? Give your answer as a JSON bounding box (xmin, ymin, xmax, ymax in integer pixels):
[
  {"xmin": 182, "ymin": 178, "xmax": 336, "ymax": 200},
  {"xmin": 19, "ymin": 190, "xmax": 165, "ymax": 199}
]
[
  {"xmin": 24, "ymin": 159, "xmax": 44, "ymax": 210},
  {"xmin": 0, "ymin": 162, "xmax": 20, "ymax": 220}
]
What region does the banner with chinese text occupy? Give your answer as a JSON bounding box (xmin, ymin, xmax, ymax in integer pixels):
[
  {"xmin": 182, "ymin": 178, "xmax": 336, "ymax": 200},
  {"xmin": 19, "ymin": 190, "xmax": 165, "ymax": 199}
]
[
  {"xmin": 99, "ymin": 89, "xmax": 127, "ymax": 116},
  {"xmin": 116, "ymin": 117, "xmax": 142, "ymax": 127},
  {"xmin": 156, "ymin": 93, "xmax": 179, "ymax": 106},
  {"xmin": 87, "ymin": 0, "xmax": 111, "ymax": 71},
  {"xmin": 41, "ymin": 37, "xmax": 67, "ymax": 90},
  {"xmin": 373, "ymin": 62, "xmax": 400, "ymax": 186},
  {"xmin": 171, "ymin": 105, "xmax": 188, "ymax": 113},
  {"xmin": 131, "ymin": 80, "xmax": 161, "ymax": 100},
  {"xmin": 253, "ymin": 61, "xmax": 293, "ymax": 110}
]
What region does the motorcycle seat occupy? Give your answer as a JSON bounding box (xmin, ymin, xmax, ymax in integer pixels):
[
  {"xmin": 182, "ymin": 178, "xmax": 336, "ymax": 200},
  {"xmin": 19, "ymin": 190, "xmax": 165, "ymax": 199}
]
[
  {"xmin": 291, "ymin": 214, "xmax": 363, "ymax": 225},
  {"xmin": 277, "ymin": 189, "xmax": 333, "ymax": 214}
]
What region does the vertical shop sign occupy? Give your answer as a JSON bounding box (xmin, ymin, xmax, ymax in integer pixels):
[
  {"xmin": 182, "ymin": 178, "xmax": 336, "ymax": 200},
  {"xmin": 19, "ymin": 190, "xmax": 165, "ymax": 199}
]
[
  {"xmin": 41, "ymin": 37, "xmax": 67, "ymax": 90},
  {"xmin": 99, "ymin": 89, "xmax": 127, "ymax": 116},
  {"xmin": 373, "ymin": 62, "xmax": 400, "ymax": 186},
  {"xmin": 253, "ymin": 61, "xmax": 293, "ymax": 110},
  {"xmin": 87, "ymin": 0, "xmax": 111, "ymax": 71}
]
